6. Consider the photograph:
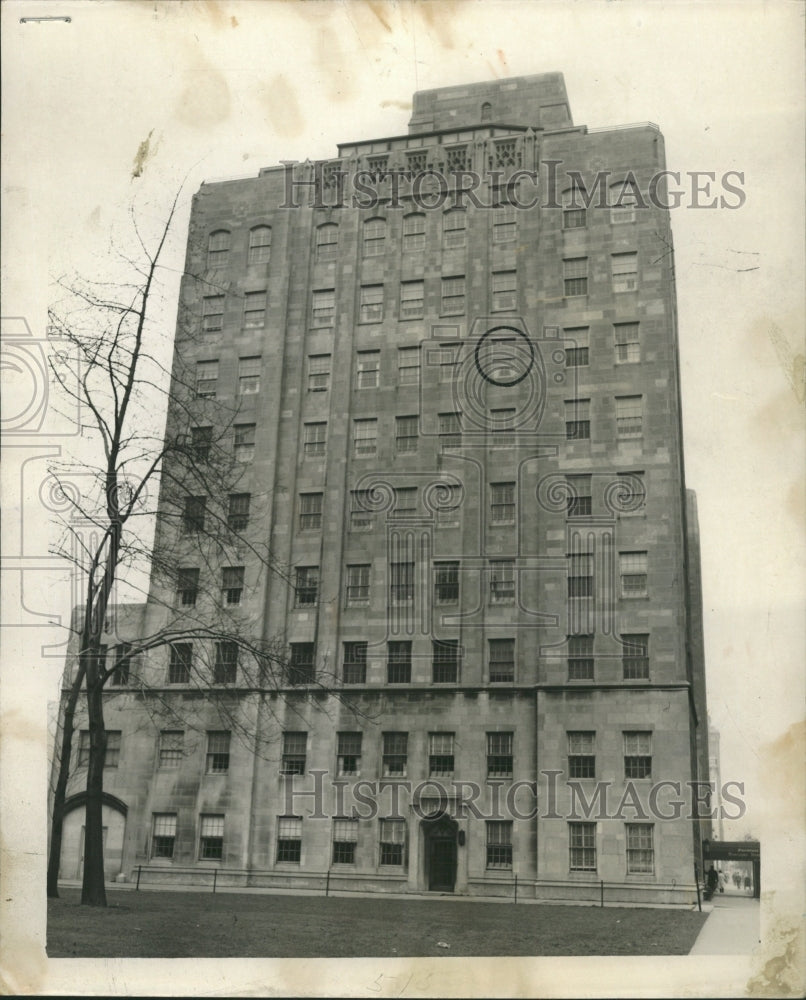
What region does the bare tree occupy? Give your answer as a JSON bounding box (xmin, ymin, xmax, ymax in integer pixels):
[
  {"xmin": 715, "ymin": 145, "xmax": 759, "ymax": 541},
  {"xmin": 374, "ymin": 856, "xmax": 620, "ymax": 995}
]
[{"xmin": 45, "ymin": 194, "xmax": 352, "ymax": 905}]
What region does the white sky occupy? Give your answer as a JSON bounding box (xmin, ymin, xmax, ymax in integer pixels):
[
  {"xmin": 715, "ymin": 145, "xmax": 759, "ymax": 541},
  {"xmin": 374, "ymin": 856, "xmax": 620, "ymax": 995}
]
[{"xmin": 2, "ymin": 1, "xmax": 804, "ymax": 995}]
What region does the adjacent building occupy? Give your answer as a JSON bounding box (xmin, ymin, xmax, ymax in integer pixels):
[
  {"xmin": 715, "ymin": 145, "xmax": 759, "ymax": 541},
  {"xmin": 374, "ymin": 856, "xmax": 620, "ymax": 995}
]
[{"xmin": 53, "ymin": 73, "xmax": 710, "ymax": 904}]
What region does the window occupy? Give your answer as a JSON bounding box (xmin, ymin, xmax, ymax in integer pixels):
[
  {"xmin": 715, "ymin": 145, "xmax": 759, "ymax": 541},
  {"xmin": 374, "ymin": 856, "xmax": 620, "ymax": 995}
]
[
  {"xmin": 494, "ymin": 139, "xmax": 519, "ymax": 168},
  {"xmin": 360, "ymin": 285, "xmax": 384, "ymax": 323},
  {"xmin": 626, "ymin": 823, "xmax": 654, "ymax": 873},
  {"xmin": 346, "ymin": 564, "xmax": 370, "ymax": 606},
  {"xmin": 563, "ymin": 206, "xmax": 587, "ymax": 230},
  {"xmin": 481, "ymin": 101, "xmax": 492, "ymax": 122},
  {"xmin": 248, "ymin": 225, "xmax": 272, "ymax": 265},
  {"xmin": 489, "ymin": 559, "xmax": 515, "ymax": 604},
  {"xmin": 276, "ymin": 817, "xmax": 302, "ymax": 863},
  {"xmin": 213, "ymin": 641, "xmax": 238, "ymax": 683},
  {"xmin": 234, "ymin": 423, "xmax": 255, "ymax": 463},
  {"xmin": 151, "ymin": 814, "xmax": 177, "ymax": 859},
  {"xmin": 620, "ymin": 551, "xmax": 648, "ymax": 597},
  {"xmin": 176, "ymin": 567, "xmax": 199, "ymax": 607},
  {"xmin": 387, "ymin": 641, "xmax": 411, "ymax": 684},
  {"xmin": 564, "ymin": 327, "xmax": 590, "ymax": 368},
  {"xmin": 227, "ymin": 493, "xmax": 250, "ymax": 531},
  {"xmin": 612, "ymin": 252, "xmax": 638, "ymax": 293},
  {"xmin": 398, "ymin": 346, "xmax": 420, "ymax": 385},
  {"xmin": 169, "ymin": 642, "xmax": 192, "ymax": 683},
  {"xmin": 281, "ymin": 731, "xmax": 307, "ymax": 775},
  {"xmin": 446, "ymin": 145, "xmax": 470, "ymax": 172},
  {"xmin": 400, "ymin": 280, "xmax": 424, "ymax": 319},
  {"xmin": 159, "ymin": 730, "xmax": 184, "ymax": 769},
  {"xmin": 199, "ymin": 814, "xmax": 224, "ymax": 860},
  {"xmin": 402, "ymin": 213, "xmax": 426, "ymax": 252},
  {"xmin": 487, "ymin": 732, "xmax": 513, "ymax": 778},
  {"xmin": 110, "ymin": 643, "xmax": 132, "ymax": 686},
  {"xmin": 615, "ymin": 395, "xmax": 643, "ymax": 440},
  {"xmin": 206, "ymin": 731, "xmax": 231, "ymax": 773},
  {"xmin": 624, "ymin": 731, "xmax": 652, "ymax": 779},
  {"xmin": 493, "ymin": 204, "xmax": 516, "ymax": 243},
  {"xmin": 315, "ymin": 223, "xmax": 338, "ymax": 261},
  {"xmin": 243, "ymin": 292, "xmax": 266, "ymax": 330},
  {"xmin": 366, "ymin": 154, "xmax": 388, "ymax": 180},
  {"xmin": 182, "ymin": 495, "xmax": 206, "ymax": 534},
  {"xmin": 438, "ymin": 411, "xmax": 462, "ymax": 450},
  {"xmin": 489, "ymin": 408, "xmax": 515, "ymax": 449},
  {"xmin": 437, "ymin": 344, "xmax": 459, "ymax": 383},
  {"xmin": 308, "ymin": 353, "xmax": 331, "ymax": 392},
  {"xmin": 332, "ymin": 818, "xmax": 358, "ymax": 864},
  {"xmin": 442, "ymin": 210, "xmax": 466, "ymax": 250},
  {"xmin": 428, "ymin": 732, "xmax": 455, "ymax": 776},
  {"xmin": 337, "ymin": 732, "xmax": 362, "ymax": 776},
  {"xmin": 614, "ymin": 322, "xmax": 640, "ymax": 363},
  {"xmin": 78, "ymin": 729, "xmax": 121, "ymax": 768},
  {"xmin": 299, "ymin": 492, "xmax": 323, "ymax": 531},
  {"xmin": 380, "ymin": 819, "xmax": 406, "ymax": 866},
  {"xmin": 288, "ymin": 643, "xmax": 315, "ymax": 684},
  {"xmin": 363, "ymin": 217, "xmax": 386, "ymax": 257},
  {"xmin": 195, "ymin": 360, "xmax": 218, "ymax": 398},
  {"xmin": 221, "ymin": 566, "xmax": 244, "ymax": 605},
  {"xmin": 569, "ymin": 822, "xmax": 596, "ymax": 871},
  {"xmin": 568, "ymin": 731, "xmax": 596, "ymax": 778},
  {"xmin": 434, "ymin": 561, "xmax": 459, "ymax": 605},
  {"xmin": 568, "ymin": 634, "xmax": 594, "ymax": 680},
  {"xmin": 343, "ymin": 641, "xmax": 367, "ymax": 684},
  {"xmin": 294, "ymin": 566, "xmax": 319, "ymax": 607},
  {"xmin": 622, "ymin": 633, "xmax": 649, "ymax": 680},
  {"xmin": 491, "ymin": 270, "xmax": 517, "ymax": 311},
  {"xmin": 393, "ymin": 487, "xmax": 417, "ymax": 517},
  {"xmin": 391, "ymin": 561, "xmax": 414, "ymax": 604},
  {"xmin": 303, "ymin": 422, "xmax": 327, "ymax": 457},
  {"xmin": 486, "ymin": 821, "xmax": 513, "ymax": 869},
  {"xmin": 436, "ymin": 484, "xmax": 461, "ymax": 526},
  {"xmin": 382, "ymin": 731, "xmax": 408, "ymax": 776},
  {"xmin": 566, "ymin": 474, "xmax": 592, "ymax": 517},
  {"xmin": 441, "ymin": 276, "xmax": 465, "ymax": 315},
  {"xmin": 563, "ymin": 258, "xmax": 588, "ymax": 297},
  {"xmin": 615, "ymin": 472, "xmax": 646, "ymax": 513},
  {"xmin": 353, "ymin": 418, "xmax": 378, "ymax": 456},
  {"xmin": 356, "ymin": 351, "xmax": 380, "ymax": 389},
  {"xmin": 565, "ymin": 399, "xmax": 590, "ymax": 440},
  {"xmin": 490, "ymin": 482, "xmax": 515, "ymax": 524},
  {"xmin": 610, "ymin": 181, "xmax": 639, "ymax": 224},
  {"xmin": 349, "ymin": 490, "xmax": 372, "ymax": 531},
  {"xmin": 407, "ymin": 149, "xmax": 427, "ymax": 173},
  {"xmin": 395, "ymin": 415, "xmax": 418, "ymax": 453},
  {"xmin": 202, "ymin": 295, "xmax": 225, "ymax": 332},
  {"xmin": 311, "ymin": 288, "xmax": 335, "ymax": 326},
  {"xmin": 191, "ymin": 426, "xmax": 213, "ymax": 461},
  {"xmin": 238, "ymin": 355, "xmax": 261, "ymax": 393},
  {"xmin": 568, "ymin": 553, "xmax": 594, "ymax": 599},
  {"xmin": 432, "ymin": 640, "xmax": 459, "ymax": 683},
  {"xmin": 207, "ymin": 230, "xmax": 230, "ymax": 268},
  {"xmin": 488, "ymin": 638, "xmax": 515, "ymax": 683}
]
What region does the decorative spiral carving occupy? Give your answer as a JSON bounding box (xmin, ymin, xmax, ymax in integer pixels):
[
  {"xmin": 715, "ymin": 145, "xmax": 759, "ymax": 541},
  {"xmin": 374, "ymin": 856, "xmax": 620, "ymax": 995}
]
[
  {"xmin": 536, "ymin": 474, "xmax": 574, "ymax": 514},
  {"xmin": 354, "ymin": 477, "xmax": 395, "ymax": 512},
  {"xmin": 604, "ymin": 474, "xmax": 646, "ymax": 514},
  {"xmin": 39, "ymin": 474, "xmax": 81, "ymax": 513},
  {"xmin": 423, "ymin": 478, "xmax": 463, "ymax": 514}
]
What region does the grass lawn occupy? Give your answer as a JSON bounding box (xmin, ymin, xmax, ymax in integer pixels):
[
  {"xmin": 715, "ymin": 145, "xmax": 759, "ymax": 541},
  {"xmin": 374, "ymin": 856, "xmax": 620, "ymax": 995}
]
[{"xmin": 48, "ymin": 889, "xmax": 707, "ymax": 958}]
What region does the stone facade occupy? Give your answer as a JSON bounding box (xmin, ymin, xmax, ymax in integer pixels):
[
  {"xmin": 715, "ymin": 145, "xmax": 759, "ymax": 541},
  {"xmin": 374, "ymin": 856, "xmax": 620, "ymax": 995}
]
[{"xmin": 54, "ymin": 74, "xmax": 709, "ymax": 904}]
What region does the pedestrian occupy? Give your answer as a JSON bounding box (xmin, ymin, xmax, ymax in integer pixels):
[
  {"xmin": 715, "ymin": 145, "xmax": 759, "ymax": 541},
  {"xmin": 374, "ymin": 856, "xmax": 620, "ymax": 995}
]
[{"xmin": 706, "ymin": 865, "xmax": 719, "ymax": 899}]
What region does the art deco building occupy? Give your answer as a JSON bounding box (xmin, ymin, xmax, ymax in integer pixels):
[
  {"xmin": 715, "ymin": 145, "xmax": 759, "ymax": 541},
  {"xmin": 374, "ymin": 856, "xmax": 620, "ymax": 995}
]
[{"xmin": 54, "ymin": 73, "xmax": 710, "ymax": 904}]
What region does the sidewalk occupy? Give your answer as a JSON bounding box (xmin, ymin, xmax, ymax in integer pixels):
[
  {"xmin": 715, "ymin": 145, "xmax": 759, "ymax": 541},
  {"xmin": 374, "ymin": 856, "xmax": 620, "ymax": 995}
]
[{"xmin": 690, "ymin": 893, "xmax": 761, "ymax": 954}]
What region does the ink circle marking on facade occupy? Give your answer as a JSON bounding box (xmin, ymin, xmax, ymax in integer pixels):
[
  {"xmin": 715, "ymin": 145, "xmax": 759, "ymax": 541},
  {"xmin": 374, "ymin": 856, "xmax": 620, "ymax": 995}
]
[{"xmin": 474, "ymin": 326, "xmax": 535, "ymax": 387}]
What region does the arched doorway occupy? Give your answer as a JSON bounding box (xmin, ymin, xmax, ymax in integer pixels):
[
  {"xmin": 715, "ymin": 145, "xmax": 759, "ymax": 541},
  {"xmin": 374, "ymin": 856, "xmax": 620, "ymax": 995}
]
[
  {"xmin": 422, "ymin": 813, "xmax": 458, "ymax": 892},
  {"xmin": 59, "ymin": 793, "xmax": 128, "ymax": 881}
]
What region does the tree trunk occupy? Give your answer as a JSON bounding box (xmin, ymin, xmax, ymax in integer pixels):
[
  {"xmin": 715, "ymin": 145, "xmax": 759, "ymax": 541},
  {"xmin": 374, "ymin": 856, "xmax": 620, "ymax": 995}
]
[
  {"xmin": 46, "ymin": 666, "xmax": 84, "ymax": 898},
  {"xmin": 80, "ymin": 676, "xmax": 107, "ymax": 906}
]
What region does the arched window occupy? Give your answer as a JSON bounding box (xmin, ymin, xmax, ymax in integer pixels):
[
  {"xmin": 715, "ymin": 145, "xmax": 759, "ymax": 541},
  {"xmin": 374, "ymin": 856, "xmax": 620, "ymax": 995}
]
[
  {"xmin": 561, "ymin": 189, "xmax": 586, "ymax": 231},
  {"xmin": 610, "ymin": 180, "xmax": 639, "ymax": 224},
  {"xmin": 248, "ymin": 225, "xmax": 272, "ymax": 265},
  {"xmin": 481, "ymin": 101, "xmax": 493, "ymax": 122},
  {"xmin": 363, "ymin": 217, "xmax": 386, "ymax": 258},
  {"xmin": 207, "ymin": 230, "xmax": 230, "ymax": 268},
  {"xmin": 315, "ymin": 222, "xmax": 339, "ymax": 261},
  {"xmin": 402, "ymin": 213, "xmax": 426, "ymax": 253},
  {"xmin": 442, "ymin": 209, "xmax": 466, "ymax": 250}
]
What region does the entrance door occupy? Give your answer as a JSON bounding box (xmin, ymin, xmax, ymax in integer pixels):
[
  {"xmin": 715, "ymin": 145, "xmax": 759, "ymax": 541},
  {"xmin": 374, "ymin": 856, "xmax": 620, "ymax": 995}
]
[{"xmin": 428, "ymin": 838, "xmax": 457, "ymax": 892}]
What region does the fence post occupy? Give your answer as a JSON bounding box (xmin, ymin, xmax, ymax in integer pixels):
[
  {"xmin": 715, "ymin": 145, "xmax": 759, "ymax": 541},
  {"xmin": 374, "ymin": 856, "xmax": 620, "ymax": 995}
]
[
  {"xmin": 213, "ymin": 869, "xmax": 217, "ymax": 894},
  {"xmin": 136, "ymin": 865, "xmax": 141, "ymax": 891},
  {"xmin": 325, "ymin": 870, "xmax": 331, "ymax": 897},
  {"xmin": 600, "ymin": 879, "xmax": 604, "ymax": 908},
  {"xmin": 514, "ymin": 875, "xmax": 518, "ymax": 904}
]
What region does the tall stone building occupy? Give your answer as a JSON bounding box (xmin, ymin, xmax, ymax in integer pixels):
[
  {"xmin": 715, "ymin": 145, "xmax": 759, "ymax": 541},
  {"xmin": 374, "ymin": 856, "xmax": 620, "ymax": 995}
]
[{"xmin": 54, "ymin": 73, "xmax": 710, "ymax": 904}]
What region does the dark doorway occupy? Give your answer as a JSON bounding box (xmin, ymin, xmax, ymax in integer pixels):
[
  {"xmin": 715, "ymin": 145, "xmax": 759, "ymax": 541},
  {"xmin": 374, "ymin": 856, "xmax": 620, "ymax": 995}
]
[{"xmin": 423, "ymin": 813, "xmax": 458, "ymax": 892}]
